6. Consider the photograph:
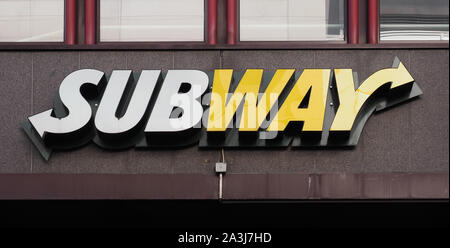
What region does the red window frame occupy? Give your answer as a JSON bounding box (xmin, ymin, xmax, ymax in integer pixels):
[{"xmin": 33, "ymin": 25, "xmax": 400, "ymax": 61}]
[
  {"xmin": 65, "ymin": 0, "xmax": 77, "ymax": 44},
  {"xmin": 367, "ymin": 0, "xmax": 378, "ymax": 44},
  {"xmin": 84, "ymin": 0, "xmax": 95, "ymax": 44},
  {"xmin": 348, "ymin": 0, "xmax": 359, "ymax": 44},
  {"xmin": 0, "ymin": 0, "xmax": 448, "ymax": 49}
]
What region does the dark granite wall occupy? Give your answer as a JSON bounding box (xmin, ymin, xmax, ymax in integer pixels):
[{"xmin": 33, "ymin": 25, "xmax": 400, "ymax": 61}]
[{"xmin": 0, "ymin": 49, "xmax": 448, "ymax": 176}]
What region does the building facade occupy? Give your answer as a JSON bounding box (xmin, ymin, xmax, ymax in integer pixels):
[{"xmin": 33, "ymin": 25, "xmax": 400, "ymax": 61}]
[{"xmin": 0, "ymin": 0, "xmax": 448, "ymax": 201}]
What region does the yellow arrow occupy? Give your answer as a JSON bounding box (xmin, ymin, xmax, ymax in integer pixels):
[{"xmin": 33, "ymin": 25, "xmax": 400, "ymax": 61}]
[{"xmin": 330, "ymin": 59, "xmax": 415, "ymax": 132}]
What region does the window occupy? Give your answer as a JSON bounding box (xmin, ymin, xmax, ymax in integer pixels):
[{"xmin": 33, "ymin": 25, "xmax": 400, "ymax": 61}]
[
  {"xmin": 0, "ymin": 0, "xmax": 64, "ymax": 42},
  {"xmin": 380, "ymin": 0, "xmax": 449, "ymax": 41},
  {"xmin": 239, "ymin": 0, "xmax": 345, "ymax": 41},
  {"xmin": 100, "ymin": 0, "xmax": 205, "ymax": 42}
]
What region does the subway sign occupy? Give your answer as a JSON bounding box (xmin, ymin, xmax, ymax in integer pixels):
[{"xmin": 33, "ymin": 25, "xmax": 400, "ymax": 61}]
[{"xmin": 22, "ymin": 57, "xmax": 422, "ymax": 160}]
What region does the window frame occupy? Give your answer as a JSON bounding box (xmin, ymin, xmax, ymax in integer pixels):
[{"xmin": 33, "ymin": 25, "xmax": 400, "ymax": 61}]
[
  {"xmin": 235, "ymin": 0, "xmax": 349, "ymax": 45},
  {"xmin": 95, "ymin": 0, "xmax": 209, "ymax": 45},
  {"xmin": 0, "ymin": 0, "xmax": 68, "ymax": 45},
  {"xmin": 376, "ymin": 0, "xmax": 450, "ymax": 44},
  {"xmin": 0, "ymin": 0, "xmax": 448, "ymax": 50}
]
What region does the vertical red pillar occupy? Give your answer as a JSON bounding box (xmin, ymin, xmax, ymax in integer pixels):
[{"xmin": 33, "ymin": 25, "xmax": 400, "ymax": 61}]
[
  {"xmin": 348, "ymin": 0, "xmax": 359, "ymax": 44},
  {"xmin": 368, "ymin": 0, "xmax": 379, "ymax": 44},
  {"xmin": 208, "ymin": 0, "xmax": 217, "ymax": 44},
  {"xmin": 85, "ymin": 0, "xmax": 96, "ymax": 45},
  {"xmin": 227, "ymin": 0, "xmax": 237, "ymax": 45},
  {"xmin": 65, "ymin": 0, "xmax": 77, "ymax": 44}
]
